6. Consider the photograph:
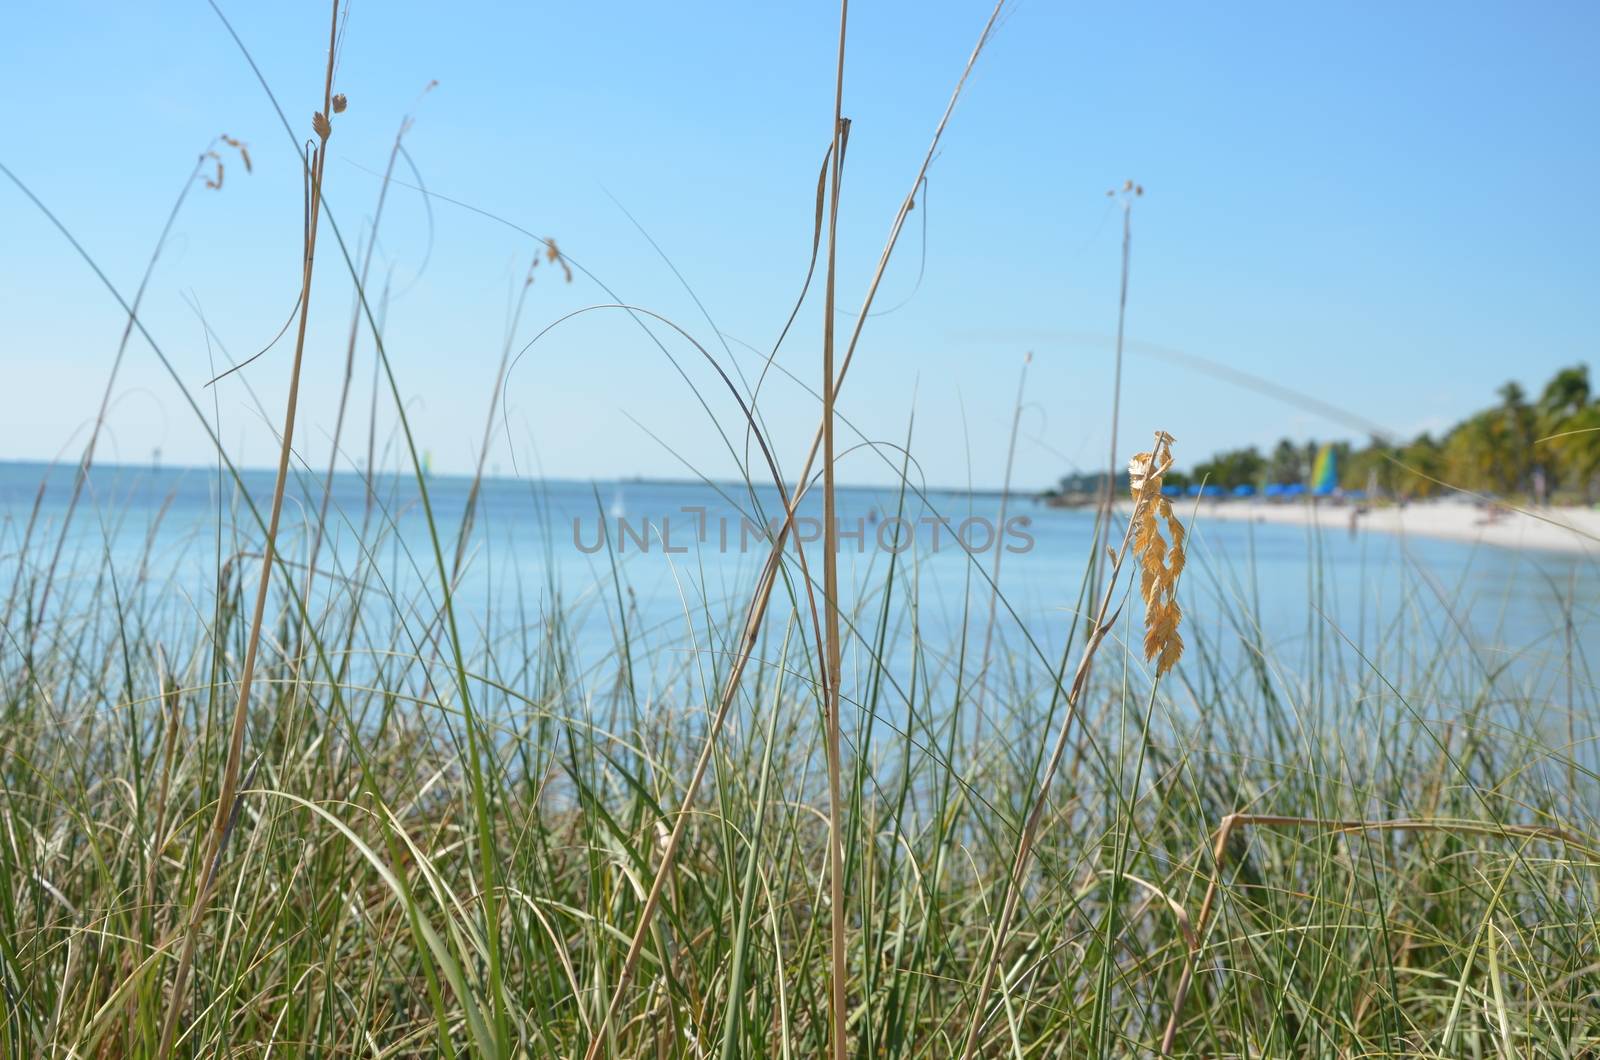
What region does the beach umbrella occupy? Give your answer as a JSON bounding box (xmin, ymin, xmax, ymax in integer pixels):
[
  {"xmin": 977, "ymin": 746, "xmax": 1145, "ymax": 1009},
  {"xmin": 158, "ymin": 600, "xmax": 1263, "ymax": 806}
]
[
  {"xmin": 1185, "ymin": 484, "xmax": 1204, "ymax": 497},
  {"xmin": 1232, "ymin": 483, "xmax": 1256, "ymax": 497}
]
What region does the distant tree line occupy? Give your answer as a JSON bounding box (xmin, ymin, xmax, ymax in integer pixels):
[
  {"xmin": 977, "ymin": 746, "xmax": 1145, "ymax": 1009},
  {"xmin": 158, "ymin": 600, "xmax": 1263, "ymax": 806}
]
[
  {"xmin": 1050, "ymin": 365, "xmax": 1600, "ymax": 504},
  {"xmin": 1157, "ymin": 364, "xmax": 1600, "ymax": 502},
  {"xmin": 1053, "ymin": 470, "xmax": 1132, "ymax": 496}
]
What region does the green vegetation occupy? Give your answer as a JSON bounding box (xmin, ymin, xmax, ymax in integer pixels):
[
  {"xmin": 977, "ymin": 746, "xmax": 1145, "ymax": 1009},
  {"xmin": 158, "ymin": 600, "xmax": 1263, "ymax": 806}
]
[
  {"xmin": 6, "ymin": 437, "xmax": 1600, "ymax": 1057},
  {"xmin": 5, "ymin": 3, "xmax": 1600, "ymax": 1058},
  {"xmin": 1168, "ymin": 364, "xmax": 1600, "ymax": 502}
]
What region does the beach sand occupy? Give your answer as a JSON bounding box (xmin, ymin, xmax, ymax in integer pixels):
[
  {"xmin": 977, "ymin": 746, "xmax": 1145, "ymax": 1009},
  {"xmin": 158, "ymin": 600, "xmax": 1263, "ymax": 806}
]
[{"xmin": 1163, "ymin": 498, "xmax": 1600, "ymax": 555}]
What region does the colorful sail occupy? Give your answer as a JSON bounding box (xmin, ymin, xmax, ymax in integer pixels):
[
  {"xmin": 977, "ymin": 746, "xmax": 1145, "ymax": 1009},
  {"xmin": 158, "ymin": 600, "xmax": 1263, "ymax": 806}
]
[{"xmin": 1310, "ymin": 444, "xmax": 1337, "ymax": 495}]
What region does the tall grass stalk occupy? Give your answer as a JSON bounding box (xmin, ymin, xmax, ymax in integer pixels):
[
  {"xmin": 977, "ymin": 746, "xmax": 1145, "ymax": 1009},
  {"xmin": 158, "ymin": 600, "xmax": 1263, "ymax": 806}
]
[
  {"xmin": 1088, "ymin": 183, "xmax": 1139, "ymax": 614},
  {"xmin": 30, "ymin": 143, "xmax": 231, "ymax": 640},
  {"xmin": 975, "ymin": 350, "xmax": 1030, "ymax": 745},
  {"xmin": 958, "ymin": 467, "xmax": 1140, "ymax": 1059},
  {"xmin": 579, "ymin": 7, "xmax": 1006, "ymax": 1055},
  {"xmin": 819, "ymin": 3, "xmax": 852, "ymax": 1059},
  {"xmin": 307, "ymin": 103, "xmax": 418, "ymax": 583},
  {"xmin": 157, "ymin": 6, "xmax": 343, "ymax": 1052}
]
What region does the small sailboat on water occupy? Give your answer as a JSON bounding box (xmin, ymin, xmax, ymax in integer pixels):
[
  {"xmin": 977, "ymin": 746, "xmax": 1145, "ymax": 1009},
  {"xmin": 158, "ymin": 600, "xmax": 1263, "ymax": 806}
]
[{"xmin": 1311, "ymin": 444, "xmax": 1337, "ymax": 497}]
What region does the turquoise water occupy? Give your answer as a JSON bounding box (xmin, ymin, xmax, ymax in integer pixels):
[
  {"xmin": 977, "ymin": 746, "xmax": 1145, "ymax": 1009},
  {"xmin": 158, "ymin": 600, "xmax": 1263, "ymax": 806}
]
[{"xmin": 3, "ymin": 460, "xmax": 1596, "ymax": 704}]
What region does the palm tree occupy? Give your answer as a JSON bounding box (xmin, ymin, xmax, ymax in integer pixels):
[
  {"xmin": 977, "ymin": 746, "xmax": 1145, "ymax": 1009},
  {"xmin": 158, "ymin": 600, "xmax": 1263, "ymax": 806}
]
[
  {"xmin": 1397, "ymin": 433, "xmax": 1443, "ymax": 498},
  {"xmin": 1550, "ymin": 402, "xmax": 1600, "ymax": 502},
  {"xmin": 1537, "ymin": 365, "xmax": 1592, "ymax": 495},
  {"xmin": 1539, "ymin": 365, "xmax": 1590, "ymax": 418},
  {"xmin": 1268, "ymin": 438, "xmax": 1302, "ymax": 485},
  {"xmin": 1495, "ymin": 382, "xmax": 1536, "ymax": 495}
]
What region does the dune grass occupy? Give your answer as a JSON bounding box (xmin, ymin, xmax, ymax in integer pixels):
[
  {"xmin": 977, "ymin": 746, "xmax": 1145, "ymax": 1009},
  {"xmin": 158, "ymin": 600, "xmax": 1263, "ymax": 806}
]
[
  {"xmin": 5, "ymin": 444, "xmax": 1599, "ymax": 1059},
  {"xmin": 4, "ymin": 3, "xmax": 1600, "ymax": 1058}
]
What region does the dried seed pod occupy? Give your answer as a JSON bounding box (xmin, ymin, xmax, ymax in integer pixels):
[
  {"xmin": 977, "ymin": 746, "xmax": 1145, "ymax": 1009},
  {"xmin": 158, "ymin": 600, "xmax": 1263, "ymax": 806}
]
[{"xmin": 332, "ymin": 93, "xmax": 347, "ymax": 113}]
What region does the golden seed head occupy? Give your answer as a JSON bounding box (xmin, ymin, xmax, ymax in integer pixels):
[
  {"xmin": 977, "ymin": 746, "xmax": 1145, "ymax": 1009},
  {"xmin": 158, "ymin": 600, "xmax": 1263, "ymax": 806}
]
[{"xmin": 1129, "ymin": 431, "xmax": 1185, "ymax": 677}]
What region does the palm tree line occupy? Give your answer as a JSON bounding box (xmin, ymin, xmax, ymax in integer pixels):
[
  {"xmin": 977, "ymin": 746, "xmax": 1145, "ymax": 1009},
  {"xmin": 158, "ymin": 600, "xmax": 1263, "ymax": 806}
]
[{"xmin": 1154, "ymin": 363, "xmax": 1600, "ymax": 504}]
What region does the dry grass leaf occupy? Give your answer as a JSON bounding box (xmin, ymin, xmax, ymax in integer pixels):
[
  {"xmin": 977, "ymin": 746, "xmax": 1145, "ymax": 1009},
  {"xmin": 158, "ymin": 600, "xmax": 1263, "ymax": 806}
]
[
  {"xmin": 524, "ymin": 240, "xmax": 573, "ymax": 286},
  {"xmin": 1128, "ymin": 430, "xmax": 1185, "ymax": 676},
  {"xmin": 220, "ymin": 134, "xmax": 252, "ymax": 173},
  {"xmin": 202, "ymin": 150, "xmax": 224, "ymax": 191},
  {"xmin": 203, "ymin": 136, "xmax": 255, "ymax": 191},
  {"xmin": 546, "ymin": 238, "xmax": 573, "ymax": 282}
]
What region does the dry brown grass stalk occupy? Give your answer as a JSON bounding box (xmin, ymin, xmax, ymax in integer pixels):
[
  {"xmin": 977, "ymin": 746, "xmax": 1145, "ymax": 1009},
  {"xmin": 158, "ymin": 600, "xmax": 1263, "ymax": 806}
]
[
  {"xmin": 820, "ymin": 4, "xmax": 851, "ymax": 1057},
  {"xmin": 156, "ymin": 4, "xmax": 343, "ymax": 1054},
  {"xmin": 145, "ymin": 644, "xmax": 183, "ymax": 914},
  {"xmin": 578, "ymin": 7, "xmax": 1006, "ymax": 1057}
]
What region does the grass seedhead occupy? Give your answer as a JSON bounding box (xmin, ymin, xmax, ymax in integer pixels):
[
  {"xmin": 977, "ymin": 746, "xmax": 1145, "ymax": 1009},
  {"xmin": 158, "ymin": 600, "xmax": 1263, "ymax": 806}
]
[{"xmin": 1129, "ymin": 430, "xmax": 1185, "ymax": 676}]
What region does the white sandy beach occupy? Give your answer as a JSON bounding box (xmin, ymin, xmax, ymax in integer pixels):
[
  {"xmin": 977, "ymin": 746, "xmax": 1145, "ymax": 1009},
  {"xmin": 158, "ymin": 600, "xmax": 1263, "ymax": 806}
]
[{"xmin": 1166, "ymin": 498, "xmax": 1600, "ymax": 555}]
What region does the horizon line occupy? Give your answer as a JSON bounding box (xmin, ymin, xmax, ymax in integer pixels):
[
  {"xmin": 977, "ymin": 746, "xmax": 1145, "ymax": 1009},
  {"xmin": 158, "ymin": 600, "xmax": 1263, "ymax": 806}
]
[{"xmin": 0, "ymin": 457, "xmax": 1027, "ymax": 501}]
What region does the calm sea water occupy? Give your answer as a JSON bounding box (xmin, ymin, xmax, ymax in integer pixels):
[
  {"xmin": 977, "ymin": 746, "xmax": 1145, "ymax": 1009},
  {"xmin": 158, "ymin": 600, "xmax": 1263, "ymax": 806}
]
[{"xmin": 3, "ymin": 460, "xmax": 1595, "ymax": 699}]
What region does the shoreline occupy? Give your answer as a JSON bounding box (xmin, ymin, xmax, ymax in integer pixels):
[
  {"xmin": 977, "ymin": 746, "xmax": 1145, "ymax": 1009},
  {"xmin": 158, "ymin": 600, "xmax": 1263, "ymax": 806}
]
[{"xmin": 1150, "ymin": 498, "xmax": 1600, "ymax": 555}]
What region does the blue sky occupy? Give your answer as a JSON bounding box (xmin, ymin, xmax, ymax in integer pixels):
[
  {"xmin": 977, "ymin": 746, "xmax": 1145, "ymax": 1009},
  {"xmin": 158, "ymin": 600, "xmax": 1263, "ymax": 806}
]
[{"xmin": 2, "ymin": 1, "xmax": 1596, "ymax": 488}]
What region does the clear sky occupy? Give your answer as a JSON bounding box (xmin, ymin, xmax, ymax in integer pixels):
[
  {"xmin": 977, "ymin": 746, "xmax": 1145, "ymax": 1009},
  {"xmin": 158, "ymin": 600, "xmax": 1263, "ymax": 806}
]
[{"xmin": 2, "ymin": 1, "xmax": 1596, "ymax": 489}]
